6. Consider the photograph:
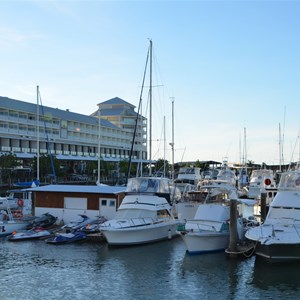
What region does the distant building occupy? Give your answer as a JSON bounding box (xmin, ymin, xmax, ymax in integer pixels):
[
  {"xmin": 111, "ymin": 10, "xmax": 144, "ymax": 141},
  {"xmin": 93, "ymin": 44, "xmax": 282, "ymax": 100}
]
[{"xmin": 0, "ymin": 96, "xmax": 147, "ymax": 164}]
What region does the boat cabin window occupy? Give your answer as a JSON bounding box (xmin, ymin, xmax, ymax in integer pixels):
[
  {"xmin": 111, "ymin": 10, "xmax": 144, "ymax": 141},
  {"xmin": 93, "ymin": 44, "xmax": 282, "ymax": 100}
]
[
  {"xmin": 157, "ymin": 209, "xmax": 170, "ymax": 219},
  {"xmin": 116, "ymin": 209, "xmax": 156, "ymax": 219},
  {"xmin": 126, "ymin": 178, "xmax": 170, "ymax": 194},
  {"xmin": 278, "ymin": 171, "xmax": 300, "ymax": 190}
]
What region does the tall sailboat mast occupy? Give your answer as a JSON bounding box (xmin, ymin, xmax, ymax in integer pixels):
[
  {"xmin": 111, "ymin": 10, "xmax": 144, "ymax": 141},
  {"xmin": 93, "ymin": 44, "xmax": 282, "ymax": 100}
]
[
  {"xmin": 279, "ymin": 123, "xmax": 282, "ymax": 172},
  {"xmin": 149, "ymin": 39, "xmax": 153, "ymax": 176},
  {"xmin": 97, "ymin": 107, "xmax": 101, "ymax": 185},
  {"xmin": 36, "ymin": 85, "xmax": 40, "ymax": 182},
  {"xmin": 243, "ymin": 127, "xmax": 247, "ymax": 178},
  {"xmin": 171, "ymin": 98, "xmax": 175, "ymax": 181},
  {"xmin": 163, "ymin": 115, "xmax": 166, "ymax": 177}
]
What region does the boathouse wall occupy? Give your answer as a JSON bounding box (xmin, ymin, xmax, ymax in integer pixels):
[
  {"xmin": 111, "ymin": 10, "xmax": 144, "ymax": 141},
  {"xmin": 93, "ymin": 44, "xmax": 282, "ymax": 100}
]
[{"xmin": 33, "ymin": 190, "xmax": 125, "ymax": 224}]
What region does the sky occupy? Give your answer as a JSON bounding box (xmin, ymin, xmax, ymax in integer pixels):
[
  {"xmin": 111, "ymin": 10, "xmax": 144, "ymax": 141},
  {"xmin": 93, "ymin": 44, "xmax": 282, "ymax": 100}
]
[{"xmin": 0, "ymin": 0, "xmax": 300, "ymax": 166}]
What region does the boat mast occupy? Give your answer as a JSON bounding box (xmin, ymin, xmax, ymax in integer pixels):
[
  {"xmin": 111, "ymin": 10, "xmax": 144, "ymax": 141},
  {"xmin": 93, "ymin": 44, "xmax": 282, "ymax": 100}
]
[
  {"xmin": 163, "ymin": 115, "xmax": 166, "ymax": 177},
  {"xmin": 126, "ymin": 42, "xmax": 149, "ymax": 182},
  {"xmin": 279, "ymin": 123, "xmax": 282, "ymax": 172},
  {"xmin": 170, "ymin": 97, "xmax": 175, "ymax": 181},
  {"xmin": 244, "ymin": 127, "xmax": 247, "ymax": 182},
  {"xmin": 97, "ymin": 107, "xmax": 101, "ymax": 185},
  {"xmin": 149, "ymin": 39, "xmax": 153, "ymax": 176},
  {"xmin": 36, "ymin": 85, "xmax": 40, "ymax": 182}
]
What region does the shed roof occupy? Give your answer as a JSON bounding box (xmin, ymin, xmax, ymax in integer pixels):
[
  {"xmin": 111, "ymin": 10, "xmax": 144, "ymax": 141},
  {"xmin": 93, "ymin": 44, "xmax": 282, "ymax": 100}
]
[{"xmin": 27, "ymin": 184, "xmax": 126, "ymax": 194}]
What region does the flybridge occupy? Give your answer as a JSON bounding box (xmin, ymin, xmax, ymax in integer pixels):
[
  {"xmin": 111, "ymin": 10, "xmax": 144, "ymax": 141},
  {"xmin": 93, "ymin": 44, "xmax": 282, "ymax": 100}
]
[{"xmin": 175, "ymin": 167, "xmax": 202, "ymax": 183}]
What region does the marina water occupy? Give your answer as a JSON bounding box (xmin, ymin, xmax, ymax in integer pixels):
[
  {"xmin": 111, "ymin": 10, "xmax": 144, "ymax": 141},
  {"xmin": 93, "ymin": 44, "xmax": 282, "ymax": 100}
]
[{"xmin": 1, "ymin": 237, "xmax": 300, "ymax": 299}]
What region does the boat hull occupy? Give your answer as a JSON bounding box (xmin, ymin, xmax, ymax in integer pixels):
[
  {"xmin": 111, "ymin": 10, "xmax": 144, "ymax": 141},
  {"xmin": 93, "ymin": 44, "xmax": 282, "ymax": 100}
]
[
  {"xmin": 180, "ymin": 231, "xmax": 229, "ymax": 254},
  {"xmin": 254, "ymin": 242, "xmax": 300, "ymax": 263},
  {"xmin": 7, "ymin": 230, "xmax": 52, "ymax": 241},
  {"xmin": 101, "ymin": 222, "xmax": 179, "ymax": 245},
  {"xmin": 45, "ymin": 231, "xmax": 87, "ymax": 244},
  {"xmin": 0, "ymin": 221, "xmax": 28, "ymax": 237}
]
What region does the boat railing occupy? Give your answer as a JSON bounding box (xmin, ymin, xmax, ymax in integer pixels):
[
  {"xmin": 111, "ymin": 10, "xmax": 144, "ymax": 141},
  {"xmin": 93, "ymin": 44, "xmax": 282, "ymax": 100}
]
[
  {"xmin": 0, "ymin": 197, "xmax": 16, "ymax": 221},
  {"xmin": 189, "ymin": 221, "xmax": 220, "ymax": 232},
  {"xmin": 128, "ymin": 217, "xmax": 156, "ymax": 226},
  {"xmin": 109, "ymin": 217, "xmax": 167, "ymax": 228}
]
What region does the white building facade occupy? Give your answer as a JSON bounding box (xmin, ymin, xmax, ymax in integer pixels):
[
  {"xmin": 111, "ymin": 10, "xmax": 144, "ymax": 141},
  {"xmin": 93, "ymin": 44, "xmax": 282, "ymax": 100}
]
[{"xmin": 0, "ymin": 96, "xmax": 147, "ymax": 164}]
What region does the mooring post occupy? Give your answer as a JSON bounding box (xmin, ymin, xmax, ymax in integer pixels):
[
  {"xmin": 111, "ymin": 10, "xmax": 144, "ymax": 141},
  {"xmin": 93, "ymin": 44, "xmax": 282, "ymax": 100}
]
[
  {"xmin": 228, "ymin": 192, "xmax": 238, "ymax": 255},
  {"xmin": 260, "ymin": 187, "xmax": 267, "ymax": 222}
]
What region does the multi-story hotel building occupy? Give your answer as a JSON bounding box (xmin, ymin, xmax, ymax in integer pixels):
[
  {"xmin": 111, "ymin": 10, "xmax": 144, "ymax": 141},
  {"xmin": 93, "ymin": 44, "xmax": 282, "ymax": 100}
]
[{"xmin": 0, "ymin": 96, "xmax": 147, "ymax": 165}]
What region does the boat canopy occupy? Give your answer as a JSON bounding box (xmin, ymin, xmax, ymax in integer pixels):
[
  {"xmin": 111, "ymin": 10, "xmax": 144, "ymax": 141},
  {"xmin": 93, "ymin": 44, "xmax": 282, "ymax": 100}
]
[
  {"xmin": 216, "ymin": 169, "xmax": 236, "ymax": 183},
  {"xmin": 126, "ymin": 177, "xmax": 171, "ymax": 194},
  {"xmin": 250, "ymin": 169, "xmax": 274, "ymax": 183},
  {"xmin": 278, "ymin": 170, "xmax": 300, "ymax": 190}
]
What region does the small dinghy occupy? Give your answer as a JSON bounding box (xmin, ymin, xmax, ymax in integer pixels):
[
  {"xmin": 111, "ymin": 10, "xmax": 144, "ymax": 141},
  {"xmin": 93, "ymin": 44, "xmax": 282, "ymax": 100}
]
[
  {"xmin": 45, "ymin": 230, "xmax": 87, "ymax": 244},
  {"xmin": 7, "ymin": 227, "xmax": 52, "ymax": 241}
]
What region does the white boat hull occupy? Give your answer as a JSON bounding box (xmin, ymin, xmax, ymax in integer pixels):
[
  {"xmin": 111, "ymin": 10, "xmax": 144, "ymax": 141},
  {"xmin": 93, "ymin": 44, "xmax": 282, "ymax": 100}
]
[
  {"xmin": 102, "ymin": 221, "xmax": 179, "ymax": 245},
  {"xmin": 0, "ymin": 221, "xmax": 28, "ymax": 237},
  {"xmin": 180, "ymin": 231, "xmax": 229, "ymax": 254}
]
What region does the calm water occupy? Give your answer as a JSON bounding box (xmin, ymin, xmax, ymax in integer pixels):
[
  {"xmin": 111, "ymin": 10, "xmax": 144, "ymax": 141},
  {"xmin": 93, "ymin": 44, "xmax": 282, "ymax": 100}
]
[{"xmin": 1, "ymin": 236, "xmax": 300, "ymax": 300}]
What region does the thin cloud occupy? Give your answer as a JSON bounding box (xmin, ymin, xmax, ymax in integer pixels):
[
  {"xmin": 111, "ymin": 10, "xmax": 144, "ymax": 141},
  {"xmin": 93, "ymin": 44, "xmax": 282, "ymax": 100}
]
[
  {"xmin": 0, "ymin": 26, "xmax": 44, "ymax": 47},
  {"xmin": 35, "ymin": 1, "xmax": 82, "ymax": 22}
]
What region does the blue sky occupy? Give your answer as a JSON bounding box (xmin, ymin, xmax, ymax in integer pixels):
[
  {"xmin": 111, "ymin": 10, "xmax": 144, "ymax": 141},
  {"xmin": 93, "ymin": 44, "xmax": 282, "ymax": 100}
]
[{"xmin": 1, "ymin": 0, "xmax": 299, "ymax": 166}]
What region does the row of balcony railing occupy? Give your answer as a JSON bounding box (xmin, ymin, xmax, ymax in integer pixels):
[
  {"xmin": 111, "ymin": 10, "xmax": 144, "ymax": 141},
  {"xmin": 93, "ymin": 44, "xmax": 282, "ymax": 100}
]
[{"xmin": 0, "ymin": 146, "xmax": 145, "ymax": 160}]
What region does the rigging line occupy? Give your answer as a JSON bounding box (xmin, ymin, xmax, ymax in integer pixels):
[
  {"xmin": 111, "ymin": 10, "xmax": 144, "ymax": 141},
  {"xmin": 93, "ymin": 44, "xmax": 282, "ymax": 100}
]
[
  {"xmin": 126, "ymin": 45, "xmax": 150, "ymax": 182},
  {"xmin": 152, "ymin": 46, "xmax": 167, "ymax": 112},
  {"xmin": 38, "ymin": 90, "xmax": 56, "ymax": 181},
  {"xmin": 282, "ymin": 106, "xmax": 286, "ymax": 165},
  {"xmin": 287, "ymin": 129, "xmax": 300, "ymax": 171}
]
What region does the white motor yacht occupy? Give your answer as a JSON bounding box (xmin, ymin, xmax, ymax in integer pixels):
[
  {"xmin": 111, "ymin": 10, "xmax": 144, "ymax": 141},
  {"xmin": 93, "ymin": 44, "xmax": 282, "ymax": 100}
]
[
  {"xmin": 100, "ymin": 177, "xmax": 181, "ymax": 245},
  {"xmin": 177, "ymin": 203, "xmax": 244, "ymax": 254},
  {"xmin": 245, "ymin": 169, "xmax": 300, "ymax": 262}
]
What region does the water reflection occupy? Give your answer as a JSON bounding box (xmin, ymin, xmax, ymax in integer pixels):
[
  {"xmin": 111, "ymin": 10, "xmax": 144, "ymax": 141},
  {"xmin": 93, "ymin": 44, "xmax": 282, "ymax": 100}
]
[
  {"xmin": 252, "ymin": 256, "xmax": 300, "ymax": 290},
  {"xmin": 1, "ymin": 237, "xmax": 300, "ymax": 299}
]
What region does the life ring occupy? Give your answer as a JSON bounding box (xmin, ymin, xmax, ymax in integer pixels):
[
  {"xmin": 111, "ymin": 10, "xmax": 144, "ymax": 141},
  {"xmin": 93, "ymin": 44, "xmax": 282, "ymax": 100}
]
[{"xmin": 17, "ymin": 198, "xmax": 24, "ymax": 207}]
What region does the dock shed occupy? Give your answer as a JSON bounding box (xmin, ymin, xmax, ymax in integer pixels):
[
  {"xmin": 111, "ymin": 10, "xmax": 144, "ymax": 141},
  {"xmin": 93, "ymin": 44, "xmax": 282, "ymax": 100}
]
[{"xmin": 27, "ymin": 184, "xmax": 126, "ymax": 224}]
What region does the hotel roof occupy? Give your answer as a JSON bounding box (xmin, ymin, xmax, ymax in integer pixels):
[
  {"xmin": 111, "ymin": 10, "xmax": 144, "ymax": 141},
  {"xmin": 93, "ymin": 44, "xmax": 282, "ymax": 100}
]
[{"xmin": 0, "ymin": 96, "xmax": 119, "ymax": 129}]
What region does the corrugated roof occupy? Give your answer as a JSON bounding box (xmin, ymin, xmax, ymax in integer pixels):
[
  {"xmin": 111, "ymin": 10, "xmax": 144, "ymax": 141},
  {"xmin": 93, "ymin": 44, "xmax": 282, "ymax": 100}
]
[
  {"xmin": 0, "ymin": 96, "xmax": 119, "ymax": 130},
  {"xmin": 27, "ymin": 184, "xmax": 126, "ymax": 194}
]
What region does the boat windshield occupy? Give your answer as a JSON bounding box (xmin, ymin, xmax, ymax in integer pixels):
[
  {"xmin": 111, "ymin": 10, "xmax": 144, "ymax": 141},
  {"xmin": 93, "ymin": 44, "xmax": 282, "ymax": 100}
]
[
  {"xmin": 115, "ymin": 209, "xmax": 156, "ymax": 219},
  {"xmin": 278, "ymin": 171, "xmax": 300, "ymax": 190},
  {"xmin": 126, "ymin": 178, "xmax": 170, "ymax": 194},
  {"xmin": 250, "ymin": 170, "xmax": 273, "ymax": 182},
  {"xmin": 216, "ymin": 170, "xmax": 236, "ymax": 183}
]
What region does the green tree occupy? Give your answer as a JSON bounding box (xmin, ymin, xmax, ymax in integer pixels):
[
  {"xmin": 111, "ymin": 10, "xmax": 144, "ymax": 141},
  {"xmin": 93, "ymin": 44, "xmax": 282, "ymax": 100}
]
[
  {"xmin": 155, "ymin": 158, "xmax": 169, "ymax": 176},
  {"xmin": 0, "ymin": 153, "xmax": 20, "ymax": 184},
  {"xmin": 32, "ymin": 154, "xmax": 60, "ymax": 180}
]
